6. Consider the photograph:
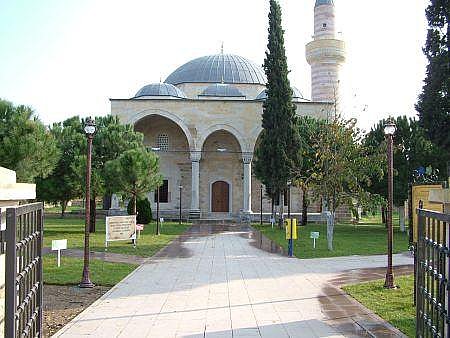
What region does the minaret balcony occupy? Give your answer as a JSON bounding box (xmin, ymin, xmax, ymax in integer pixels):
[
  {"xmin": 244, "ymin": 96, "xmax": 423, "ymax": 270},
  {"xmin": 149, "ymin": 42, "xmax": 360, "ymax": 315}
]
[{"xmin": 305, "ymin": 39, "xmax": 346, "ymax": 64}]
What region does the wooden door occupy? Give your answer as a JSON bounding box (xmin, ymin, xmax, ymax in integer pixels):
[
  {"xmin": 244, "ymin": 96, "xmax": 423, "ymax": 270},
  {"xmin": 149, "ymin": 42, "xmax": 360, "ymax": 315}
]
[{"xmin": 212, "ymin": 181, "xmax": 230, "ymax": 212}]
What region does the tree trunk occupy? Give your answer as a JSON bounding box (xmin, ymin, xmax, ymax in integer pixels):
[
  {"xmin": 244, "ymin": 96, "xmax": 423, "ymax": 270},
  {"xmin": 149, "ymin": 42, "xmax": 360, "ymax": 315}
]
[
  {"xmin": 399, "ymin": 205, "xmax": 405, "ymax": 232},
  {"xmin": 61, "ymin": 201, "xmax": 67, "ymax": 218},
  {"xmin": 301, "ymin": 187, "xmax": 308, "ymax": 226},
  {"xmin": 326, "ymin": 211, "xmax": 335, "ymax": 251},
  {"xmin": 89, "ymin": 198, "xmax": 96, "ymax": 233},
  {"xmin": 381, "ymin": 206, "xmax": 387, "ymax": 227},
  {"xmin": 278, "ymin": 191, "xmax": 284, "ymax": 229},
  {"xmin": 133, "ymin": 193, "xmax": 137, "ymax": 215}
]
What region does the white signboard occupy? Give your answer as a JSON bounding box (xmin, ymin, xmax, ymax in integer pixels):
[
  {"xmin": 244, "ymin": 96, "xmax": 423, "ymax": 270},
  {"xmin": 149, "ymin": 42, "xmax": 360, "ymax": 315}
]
[
  {"xmin": 310, "ymin": 232, "xmax": 320, "ymax": 239},
  {"xmin": 52, "ymin": 239, "xmax": 67, "ymax": 250},
  {"xmin": 310, "ymin": 232, "xmax": 319, "ymax": 249},
  {"xmin": 106, "ymin": 215, "xmax": 136, "ymax": 247},
  {"xmin": 52, "ymin": 239, "xmax": 67, "ymax": 267}
]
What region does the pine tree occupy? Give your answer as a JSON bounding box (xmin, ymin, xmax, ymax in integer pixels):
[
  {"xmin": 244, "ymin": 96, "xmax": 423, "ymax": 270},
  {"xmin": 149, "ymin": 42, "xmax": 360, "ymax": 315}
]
[
  {"xmin": 416, "ymin": 0, "xmax": 449, "ymax": 158},
  {"xmin": 254, "ymin": 0, "xmax": 302, "ymax": 221}
]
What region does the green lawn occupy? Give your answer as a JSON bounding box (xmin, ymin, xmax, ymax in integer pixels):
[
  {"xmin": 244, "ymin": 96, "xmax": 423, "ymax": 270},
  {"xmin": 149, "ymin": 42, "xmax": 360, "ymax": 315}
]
[
  {"xmin": 343, "ymin": 275, "xmax": 415, "ymax": 337},
  {"xmin": 253, "ymin": 215, "xmax": 410, "ymax": 259},
  {"xmin": 44, "ymin": 218, "xmax": 190, "ymax": 257},
  {"xmin": 43, "ymin": 255, "xmax": 138, "ymax": 286}
]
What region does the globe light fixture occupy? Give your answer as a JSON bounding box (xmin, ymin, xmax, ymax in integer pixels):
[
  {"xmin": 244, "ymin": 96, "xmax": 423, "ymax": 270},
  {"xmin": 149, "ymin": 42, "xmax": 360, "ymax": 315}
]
[{"xmin": 384, "ymin": 118, "xmax": 396, "ymax": 136}]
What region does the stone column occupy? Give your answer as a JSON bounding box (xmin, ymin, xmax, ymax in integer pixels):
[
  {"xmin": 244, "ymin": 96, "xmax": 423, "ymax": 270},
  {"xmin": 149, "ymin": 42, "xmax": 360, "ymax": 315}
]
[
  {"xmin": 189, "ymin": 152, "xmax": 201, "ymax": 218},
  {"xmin": 242, "ymin": 154, "xmax": 253, "ymax": 214}
]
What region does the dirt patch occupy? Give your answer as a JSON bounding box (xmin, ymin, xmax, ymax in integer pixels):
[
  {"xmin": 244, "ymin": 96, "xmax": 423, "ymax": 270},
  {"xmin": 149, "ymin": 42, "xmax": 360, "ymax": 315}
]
[{"xmin": 43, "ymin": 284, "xmax": 110, "ymax": 337}]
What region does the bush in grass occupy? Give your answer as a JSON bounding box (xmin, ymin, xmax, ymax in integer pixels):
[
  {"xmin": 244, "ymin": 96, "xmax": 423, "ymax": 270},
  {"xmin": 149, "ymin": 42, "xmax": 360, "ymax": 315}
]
[{"xmin": 127, "ymin": 198, "xmax": 152, "ymax": 224}]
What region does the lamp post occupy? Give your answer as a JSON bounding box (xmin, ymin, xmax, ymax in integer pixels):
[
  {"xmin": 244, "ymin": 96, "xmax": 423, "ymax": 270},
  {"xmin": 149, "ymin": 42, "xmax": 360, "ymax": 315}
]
[
  {"xmin": 179, "ymin": 185, "xmax": 183, "ymax": 225},
  {"xmin": 260, "ymin": 185, "xmax": 263, "ymax": 225},
  {"xmin": 156, "ymin": 186, "xmax": 160, "ymax": 235},
  {"xmin": 287, "ymin": 180, "xmax": 293, "ymax": 257},
  {"xmin": 79, "ymin": 117, "xmax": 96, "ymax": 288},
  {"xmin": 384, "ymin": 118, "xmax": 396, "ymax": 289}
]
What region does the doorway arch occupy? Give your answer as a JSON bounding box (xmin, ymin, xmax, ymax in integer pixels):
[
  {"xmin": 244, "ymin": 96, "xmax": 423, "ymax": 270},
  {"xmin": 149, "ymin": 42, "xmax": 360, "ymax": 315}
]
[{"xmin": 211, "ymin": 181, "xmax": 230, "ymax": 213}]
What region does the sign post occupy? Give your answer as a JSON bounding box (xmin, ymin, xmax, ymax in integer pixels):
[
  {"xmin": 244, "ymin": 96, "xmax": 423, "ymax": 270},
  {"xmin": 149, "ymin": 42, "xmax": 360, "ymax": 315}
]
[
  {"xmin": 51, "ymin": 239, "xmax": 67, "ymax": 267},
  {"xmin": 310, "ymin": 232, "xmax": 319, "ymax": 249},
  {"xmin": 105, "ymin": 215, "xmax": 137, "ymax": 248}
]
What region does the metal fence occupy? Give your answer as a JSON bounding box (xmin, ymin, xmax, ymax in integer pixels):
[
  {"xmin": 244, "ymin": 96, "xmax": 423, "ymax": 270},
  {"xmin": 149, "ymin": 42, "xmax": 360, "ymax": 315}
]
[
  {"xmin": 416, "ymin": 208, "xmax": 450, "ymax": 338},
  {"xmin": 5, "ymin": 202, "xmax": 44, "ymax": 338}
]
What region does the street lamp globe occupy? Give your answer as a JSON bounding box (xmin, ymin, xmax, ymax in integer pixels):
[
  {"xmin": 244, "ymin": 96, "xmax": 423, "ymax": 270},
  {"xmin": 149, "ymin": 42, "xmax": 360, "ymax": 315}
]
[
  {"xmin": 384, "ymin": 119, "xmax": 396, "ymax": 136},
  {"xmin": 84, "ymin": 118, "xmax": 96, "ymax": 135}
]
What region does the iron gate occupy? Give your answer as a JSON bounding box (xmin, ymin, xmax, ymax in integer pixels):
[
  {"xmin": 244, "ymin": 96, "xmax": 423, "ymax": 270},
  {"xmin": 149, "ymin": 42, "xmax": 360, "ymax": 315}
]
[
  {"xmin": 416, "ymin": 208, "xmax": 450, "ymax": 337},
  {"xmin": 5, "ymin": 202, "xmax": 44, "ymax": 337}
]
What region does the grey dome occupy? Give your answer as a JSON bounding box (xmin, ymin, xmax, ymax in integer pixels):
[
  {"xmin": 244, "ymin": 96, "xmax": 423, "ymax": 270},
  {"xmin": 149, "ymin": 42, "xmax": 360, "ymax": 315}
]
[
  {"xmin": 134, "ymin": 83, "xmax": 186, "ymax": 99},
  {"xmin": 199, "ymin": 84, "xmax": 245, "ymax": 97},
  {"xmin": 256, "ymin": 87, "xmax": 304, "ymax": 101},
  {"xmin": 315, "ymin": 0, "xmax": 334, "ymax": 6},
  {"xmin": 165, "ymin": 54, "xmax": 266, "ymax": 85}
]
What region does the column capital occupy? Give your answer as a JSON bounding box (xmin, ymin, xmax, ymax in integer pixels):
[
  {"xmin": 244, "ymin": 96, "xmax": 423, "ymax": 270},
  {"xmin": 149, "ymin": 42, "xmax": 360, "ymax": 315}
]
[
  {"xmin": 242, "ymin": 153, "xmax": 253, "ymax": 164},
  {"xmin": 190, "ymin": 151, "xmax": 202, "ymax": 162}
]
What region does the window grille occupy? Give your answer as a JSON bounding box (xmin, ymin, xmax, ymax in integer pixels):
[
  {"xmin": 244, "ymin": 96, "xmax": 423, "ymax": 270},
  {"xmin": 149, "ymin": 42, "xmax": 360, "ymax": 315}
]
[{"xmin": 157, "ymin": 134, "xmax": 169, "ymax": 151}]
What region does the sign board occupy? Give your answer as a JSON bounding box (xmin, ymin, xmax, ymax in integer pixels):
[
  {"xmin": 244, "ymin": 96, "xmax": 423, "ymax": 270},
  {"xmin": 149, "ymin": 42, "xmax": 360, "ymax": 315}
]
[
  {"xmin": 285, "ymin": 218, "xmax": 297, "ymax": 240},
  {"xmin": 310, "ymin": 232, "xmax": 319, "ymax": 239},
  {"xmin": 412, "ymin": 184, "xmax": 443, "ymax": 242},
  {"xmin": 51, "ymin": 239, "xmax": 67, "ymax": 267},
  {"xmin": 52, "ymin": 239, "xmax": 67, "ymax": 251},
  {"xmin": 106, "ymin": 215, "xmax": 136, "ymax": 247},
  {"xmin": 136, "ymin": 224, "xmax": 144, "ymax": 231}
]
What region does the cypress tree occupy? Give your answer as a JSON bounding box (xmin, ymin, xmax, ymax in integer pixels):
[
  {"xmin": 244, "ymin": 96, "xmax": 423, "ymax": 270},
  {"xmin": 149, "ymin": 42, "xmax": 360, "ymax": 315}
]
[
  {"xmin": 416, "ymin": 0, "xmax": 449, "ymax": 158},
  {"xmin": 254, "ymin": 0, "xmax": 302, "ymax": 216}
]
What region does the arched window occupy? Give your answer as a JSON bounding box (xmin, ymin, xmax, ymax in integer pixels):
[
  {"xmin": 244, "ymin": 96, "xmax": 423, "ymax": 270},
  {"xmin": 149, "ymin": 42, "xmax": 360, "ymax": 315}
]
[{"xmin": 156, "ymin": 133, "xmax": 169, "ymax": 151}]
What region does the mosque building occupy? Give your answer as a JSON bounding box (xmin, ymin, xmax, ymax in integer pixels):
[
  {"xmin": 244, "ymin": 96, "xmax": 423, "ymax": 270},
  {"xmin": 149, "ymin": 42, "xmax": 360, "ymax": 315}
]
[{"xmin": 111, "ymin": 0, "xmax": 347, "ymax": 221}]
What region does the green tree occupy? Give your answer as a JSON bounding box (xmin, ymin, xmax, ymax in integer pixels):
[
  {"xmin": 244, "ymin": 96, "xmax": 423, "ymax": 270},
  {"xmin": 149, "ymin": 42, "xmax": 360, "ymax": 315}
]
[
  {"xmin": 36, "ymin": 116, "xmax": 85, "ymax": 217},
  {"xmin": 364, "ymin": 116, "xmax": 444, "ymax": 229},
  {"xmin": 105, "ymin": 148, "xmax": 161, "ymax": 218},
  {"xmin": 72, "ymin": 115, "xmax": 144, "ymax": 232},
  {"xmin": 254, "ymin": 0, "xmax": 302, "ymax": 225},
  {"xmin": 416, "ymin": 0, "xmax": 449, "ymax": 158},
  {"xmin": 0, "ymin": 99, "xmax": 59, "ymax": 182},
  {"xmin": 312, "ymin": 115, "xmax": 383, "ymax": 250},
  {"xmin": 127, "ymin": 198, "xmax": 153, "ymax": 224},
  {"xmin": 292, "ymin": 116, "xmax": 325, "ymax": 226}
]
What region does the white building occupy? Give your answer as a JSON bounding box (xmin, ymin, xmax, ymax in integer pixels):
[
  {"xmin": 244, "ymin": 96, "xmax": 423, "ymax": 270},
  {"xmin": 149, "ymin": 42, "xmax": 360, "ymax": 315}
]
[{"xmin": 111, "ymin": 0, "xmax": 348, "ymax": 221}]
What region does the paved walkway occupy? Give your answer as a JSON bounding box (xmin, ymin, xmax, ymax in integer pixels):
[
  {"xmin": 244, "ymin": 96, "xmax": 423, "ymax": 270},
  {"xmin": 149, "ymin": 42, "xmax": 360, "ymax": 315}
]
[{"xmin": 54, "ymin": 225, "xmax": 413, "ymax": 338}]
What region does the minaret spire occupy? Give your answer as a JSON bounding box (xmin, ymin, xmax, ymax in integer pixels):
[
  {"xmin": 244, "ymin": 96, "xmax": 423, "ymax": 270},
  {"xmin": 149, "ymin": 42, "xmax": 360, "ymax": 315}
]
[{"xmin": 306, "ymin": 0, "xmax": 345, "ymax": 103}]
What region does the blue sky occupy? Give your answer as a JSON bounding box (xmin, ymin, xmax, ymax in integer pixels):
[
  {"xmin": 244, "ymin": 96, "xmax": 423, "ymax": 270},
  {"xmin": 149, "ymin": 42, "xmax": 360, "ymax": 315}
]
[{"xmin": 0, "ymin": 0, "xmax": 429, "ymax": 131}]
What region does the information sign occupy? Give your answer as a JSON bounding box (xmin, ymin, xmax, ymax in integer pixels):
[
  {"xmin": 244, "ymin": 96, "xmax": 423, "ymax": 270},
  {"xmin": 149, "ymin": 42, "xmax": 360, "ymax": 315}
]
[
  {"xmin": 310, "ymin": 232, "xmax": 319, "ymax": 249},
  {"xmin": 106, "ymin": 215, "xmax": 136, "ymax": 247},
  {"xmin": 51, "ymin": 239, "xmax": 67, "ymax": 267}
]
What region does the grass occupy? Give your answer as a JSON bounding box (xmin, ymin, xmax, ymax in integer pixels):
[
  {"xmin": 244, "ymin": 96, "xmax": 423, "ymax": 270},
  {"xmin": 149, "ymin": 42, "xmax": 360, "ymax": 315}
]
[
  {"xmin": 253, "ymin": 214, "xmax": 410, "ymax": 259},
  {"xmin": 44, "ymin": 218, "xmax": 190, "ymax": 257},
  {"xmin": 343, "ymin": 275, "xmax": 415, "ymax": 337},
  {"xmin": 43, "ymin": 255, "xmax": 138, "ymax": 286}
]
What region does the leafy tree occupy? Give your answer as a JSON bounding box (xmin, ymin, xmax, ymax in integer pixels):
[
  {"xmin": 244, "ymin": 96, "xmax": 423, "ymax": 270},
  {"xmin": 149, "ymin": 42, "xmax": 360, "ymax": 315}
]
[
  {"xmin": 105, "ymin": 148, "xmax": 161, "ymax": 219},
  {"xmin": 364, "ymin": 116, "xmax": 444, "ymax": 229},
  {"xmin": 254, "ymin": 0, "xmax": 302, "ymax": 225},
  {"xmin": 72, "ymin": 115, "xmax": 144, "ymax": 232},
  {"xmin": 127, "ymin": 198, "xmax": 152, "ymax": 224},
  {"xmin": 36, "ymin": 116, "xmax": 85, "ymax": 217},
  {"xmin": 416, "ymin": 0, "xmax": 449, "ymax": 157},
  {"xmin": 312, "ymin": 115, "xmax": 384, "ymax": 250},
  {"xmin": 0, "ymin": 99, "xmax": 59, "ymax": 182},
  {"xmin": 292, "ymin": 116, "xmax": 325, "ymax": 226}
]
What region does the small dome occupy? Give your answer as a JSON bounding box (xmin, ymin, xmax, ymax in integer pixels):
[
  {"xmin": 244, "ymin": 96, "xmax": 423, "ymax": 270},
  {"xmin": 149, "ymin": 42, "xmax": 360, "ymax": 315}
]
[
  {"xmin": 199, "ymin": 84, "xmax": 245, "ymax": 97},
  {"xmin": 315, "ymin": 0, "xmax": 334, "ymax": 6},
  {"xmin": 165, "ymin": 54, "xmax": 266, "ymax": 85},
  {"xmin": 256, "ymin": 87, "xmax": 305, "ymax": 101},
  {"xmin": 134, "ymin": 83, "xmax": 186, "ymax": 99}
]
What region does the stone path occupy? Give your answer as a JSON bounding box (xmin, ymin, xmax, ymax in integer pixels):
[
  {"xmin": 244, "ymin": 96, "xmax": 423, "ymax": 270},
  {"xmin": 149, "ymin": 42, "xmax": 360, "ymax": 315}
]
[{"xmin": 54, "ymin": 225, "xmax": 413, "ymax": 338}]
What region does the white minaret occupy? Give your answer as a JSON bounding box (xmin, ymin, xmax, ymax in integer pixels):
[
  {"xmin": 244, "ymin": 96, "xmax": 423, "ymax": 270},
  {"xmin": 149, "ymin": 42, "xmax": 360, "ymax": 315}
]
[{"xmin": 305, "ymin": 0, "xmax": 345, "ymax": 103}]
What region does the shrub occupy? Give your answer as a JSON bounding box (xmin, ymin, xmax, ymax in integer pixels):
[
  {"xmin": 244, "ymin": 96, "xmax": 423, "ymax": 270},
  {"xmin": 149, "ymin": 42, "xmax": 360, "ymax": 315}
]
[{"xmin": 127, "ymin": 197, "xmax": 152, "ymax": 224}]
